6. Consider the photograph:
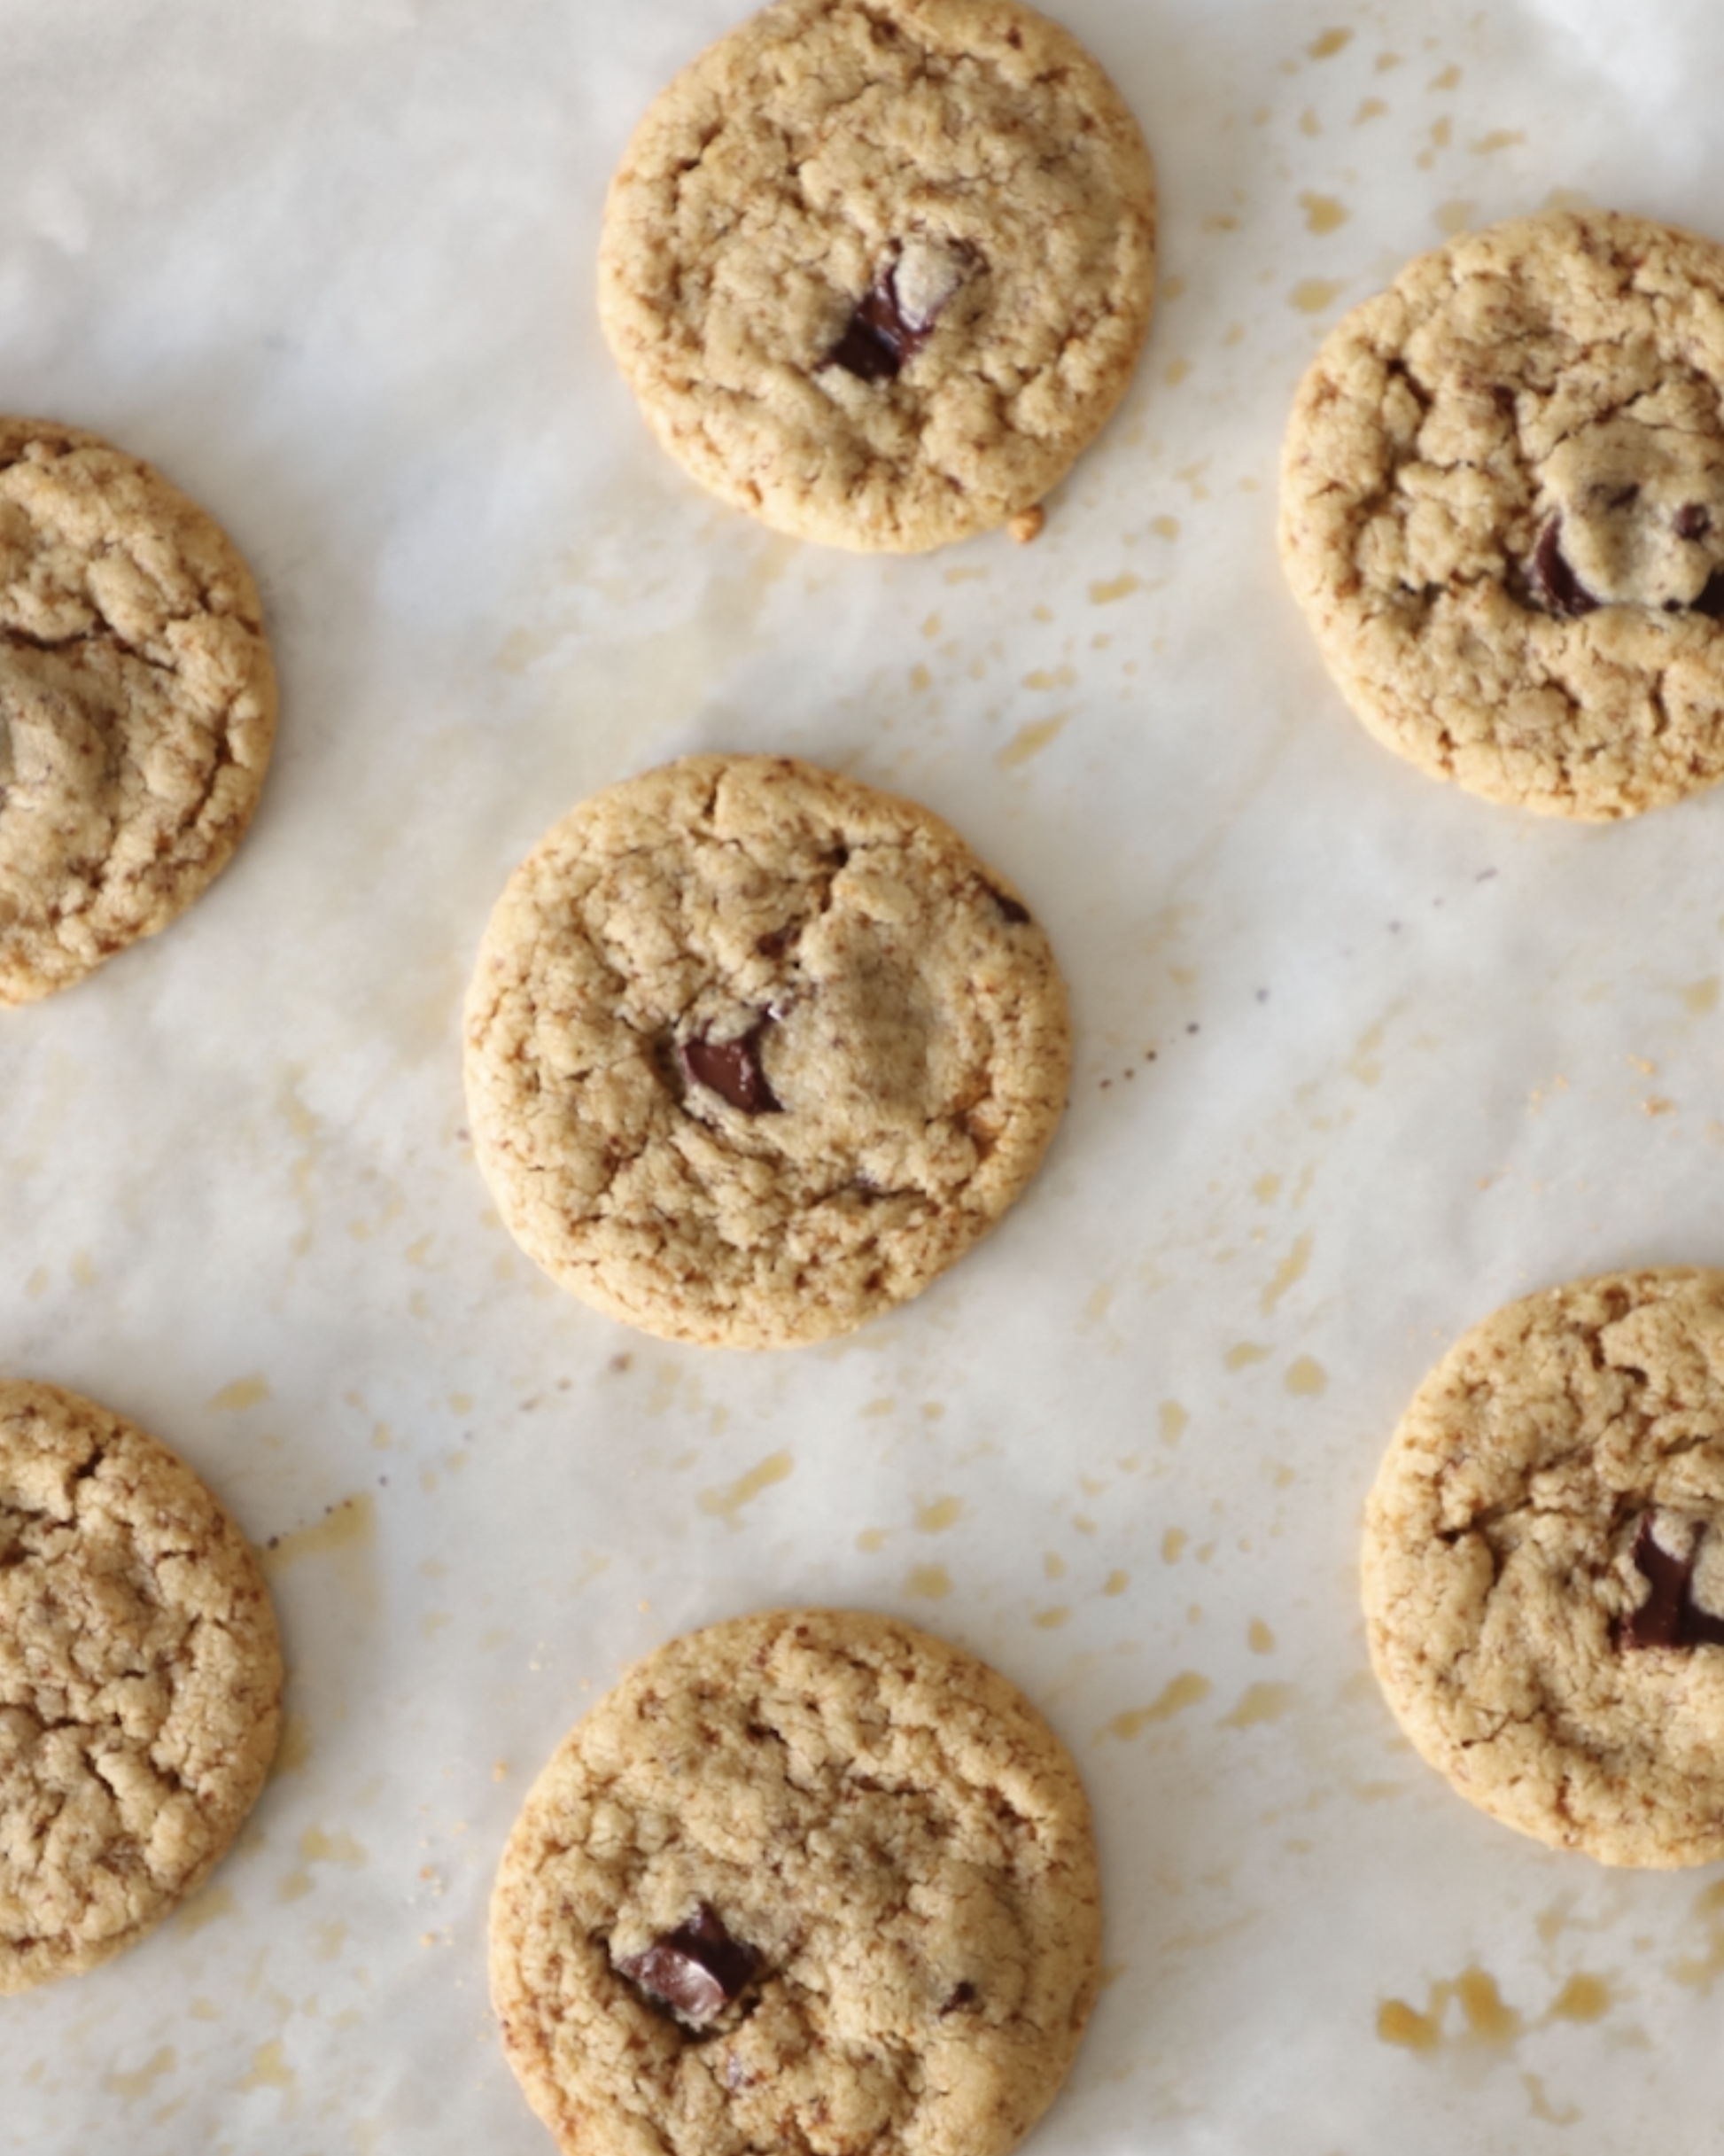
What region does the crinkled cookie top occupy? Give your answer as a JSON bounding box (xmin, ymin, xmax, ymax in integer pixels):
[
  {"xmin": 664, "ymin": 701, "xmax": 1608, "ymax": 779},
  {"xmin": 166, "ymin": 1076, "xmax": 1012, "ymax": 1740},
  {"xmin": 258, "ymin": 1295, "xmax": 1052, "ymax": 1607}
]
[
  {"xmin": 599, "ymin": 0, "xmax": 1156, "ymax": 550},
  {"xmin": 1280, "ymin": 211, "xmax": 1724, "ymax": 818}
]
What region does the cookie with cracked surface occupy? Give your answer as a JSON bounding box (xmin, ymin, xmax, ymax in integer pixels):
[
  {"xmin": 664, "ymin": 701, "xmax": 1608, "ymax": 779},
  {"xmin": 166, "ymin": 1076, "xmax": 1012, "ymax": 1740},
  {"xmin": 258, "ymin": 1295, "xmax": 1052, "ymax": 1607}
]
[
  {"xmin": 0, "ymin": 1379, "xmax": 283, "ymax": 1990},
  {"xmin": 1279, "ymin": 210, "xmax": 1724, "ymax": 819},
  {"xmin": 490, "ymin": 1607, "xmax": 1102, "ymax": 2156},
  {"xmin": 597, "ymin": 0, "xmax": 1157, "ymax": 551},
  {"xmin": 1362, "ymin": 1267, "xmax": 1724, "ymax": 1867},
  {"xmin": 0, "ymin": 417, "xmax": 277, "ymax": 1002},
  {"xmin": 462, "ymin": 754, "xmax": 1070, "ymax": 1348}
]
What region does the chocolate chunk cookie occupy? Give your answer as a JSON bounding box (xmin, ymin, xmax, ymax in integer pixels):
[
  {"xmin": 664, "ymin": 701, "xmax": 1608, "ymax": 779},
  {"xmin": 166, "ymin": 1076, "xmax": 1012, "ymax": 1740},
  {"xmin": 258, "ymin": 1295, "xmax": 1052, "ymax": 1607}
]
[
  {"xmin": 0, "ymin": 1380, "xmax": 283, "ymax": 1989},
  {"xmin": 598, "ymin": 0, "xmax": 1157, "ymax": 551},
  {"xmin": 1279, "ymin": 211, "xmax": 1724, "ymax": 818},
  {"xmin": 490, "ymin": 1608, "xmax": 1102, "ymax": 2156},
  {"xmin": 0, "ymin": 419, "xmax": 277, "ymax": 1002},
  {"xmin": 462, "ymin": 755, "xmax": 1071, "ymax": 1348},
  {"xmin": 1362, "ymin": 1268, "xmax": 1724, "ymax": 1866}
]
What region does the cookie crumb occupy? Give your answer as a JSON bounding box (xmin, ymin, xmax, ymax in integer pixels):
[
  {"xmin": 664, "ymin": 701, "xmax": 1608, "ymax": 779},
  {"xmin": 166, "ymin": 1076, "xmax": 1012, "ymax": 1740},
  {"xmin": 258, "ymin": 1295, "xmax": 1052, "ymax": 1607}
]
[{"xmin": 1008, "ymin": 506, "xmax": 1046, "ymax": 544}]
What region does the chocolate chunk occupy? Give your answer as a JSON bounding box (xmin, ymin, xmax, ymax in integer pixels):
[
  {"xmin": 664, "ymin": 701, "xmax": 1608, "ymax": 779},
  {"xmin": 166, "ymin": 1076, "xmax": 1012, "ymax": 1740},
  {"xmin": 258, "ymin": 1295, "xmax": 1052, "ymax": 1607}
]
[
  {"xmin": 984, "ymin": 883, "xmax": 1031, "ymax": 926},
  {"xmin": 1696, "ymin": 570, "xmax": 1724, "ymax": 621},
  {"xmin": 680, "ymin": 1021, "xmax": 782, "ymax": 1115},
  {"xmin": 939, "ymin": 1981, "xmax": 979, "ymax": 2015},
  {"xmin": 1528, "ymin": 515, "xmax": 1600, "ymax": 618},
  {"xmin": 1674, "ymin": 502, "xmax": 1712, "ymax": 542},
  {"xmin": 827, "ymin": 240, "xmax": 976, "ymax": 384},
  {"xmin": 1619, "ymin": 1516, "xmax": 1724, "ymax": 1650},
  {"xmin": 617, "ymin": 1904, "xmax": 760, "ymax": 2026}
]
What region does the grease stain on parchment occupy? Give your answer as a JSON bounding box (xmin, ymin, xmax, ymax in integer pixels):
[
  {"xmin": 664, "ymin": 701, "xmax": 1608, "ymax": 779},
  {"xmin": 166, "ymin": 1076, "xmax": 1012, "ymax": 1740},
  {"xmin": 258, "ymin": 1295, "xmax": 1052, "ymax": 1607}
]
[{"xmin": 698, "ymin": 1451, "xmax": 795, "ymax": 1527}]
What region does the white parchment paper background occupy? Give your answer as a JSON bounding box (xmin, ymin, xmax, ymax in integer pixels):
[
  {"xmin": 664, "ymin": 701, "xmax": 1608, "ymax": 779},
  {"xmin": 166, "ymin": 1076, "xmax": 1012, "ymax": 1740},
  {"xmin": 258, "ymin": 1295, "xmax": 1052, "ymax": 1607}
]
[{"xmin": 5, "ymin": 1, "xmax": 1724, "ymax": 2148}]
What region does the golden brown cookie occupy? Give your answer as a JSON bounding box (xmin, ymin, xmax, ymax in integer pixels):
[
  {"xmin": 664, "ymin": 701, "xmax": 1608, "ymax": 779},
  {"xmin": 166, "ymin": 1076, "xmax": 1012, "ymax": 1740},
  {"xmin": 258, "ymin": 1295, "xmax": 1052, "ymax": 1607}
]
[
  {"xmin": 462, "ymin": 754, "xmax": 1071, "ymax": 1348},
  {"xmin": 490, "ymin": 1607, "xmax": 1102, "ymax": 2156},
  {"xmin": 598, "ymin": 0, "xmax": 1157, "ymax": 551},
  {"xmin": 0, "ymin": 417, "xmax": 277, "ymax": 1002},
  {"xmin": 1363, "ymin": 1268, "xmax": 1724, "ymax": 1866},
  {"xmin": 1279, "ymin": 210, "xmax": 1724, "ymax": 818},
  {"xmin": 0, "ymin": 1380, "xmax": 283, "ymax": 1990}
]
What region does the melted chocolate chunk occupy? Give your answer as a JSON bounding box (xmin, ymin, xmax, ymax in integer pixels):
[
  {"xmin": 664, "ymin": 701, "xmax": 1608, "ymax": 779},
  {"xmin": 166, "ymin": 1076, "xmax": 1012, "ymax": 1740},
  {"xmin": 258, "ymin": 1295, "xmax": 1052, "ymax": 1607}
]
[
  {"xmin": 827, "ymin": 242, "xmax": 975, "ymax": 384},
  {"xmin": 1674, "ymin": 502, "xmax": 1712, "ymax": 542},
  {"xmin": 1528, "ymin": 515, "xmax": 1600, "ymax": 618},
  {"xmin": 940, "ymin": 1981, "xmax": 979, "ymax": 2015},
  {"xmin": 1619, "ymin": 1516, "xmax": 1724, "ymax": 1650},
  {"xmin": 680, "ymin": 1021, "xmax": 782, "ymax": 1114},
  {"xmin": 617, "ymin": 1904, "xmax": 760, "ymax": 2026},
  {"xmin": 828, "ymin": 280, "xmax": 920, "ymax": 384},
  {"xmin": 984, "ymin": 883, "xmax": 1031, "ymax": 926}
]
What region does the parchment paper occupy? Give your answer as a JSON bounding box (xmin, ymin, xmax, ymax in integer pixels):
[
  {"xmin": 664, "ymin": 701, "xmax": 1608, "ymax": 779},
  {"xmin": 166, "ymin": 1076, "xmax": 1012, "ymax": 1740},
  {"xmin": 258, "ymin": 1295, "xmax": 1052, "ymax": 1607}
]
[{"xmin": 5, "ymin": 1, "xmax": 1724, "ymax": 2148}]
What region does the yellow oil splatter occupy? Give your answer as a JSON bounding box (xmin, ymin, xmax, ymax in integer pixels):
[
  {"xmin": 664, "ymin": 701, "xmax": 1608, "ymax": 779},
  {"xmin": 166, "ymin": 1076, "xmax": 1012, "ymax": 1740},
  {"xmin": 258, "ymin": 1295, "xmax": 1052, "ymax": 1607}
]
[
  {"xmin": 1161, "ymin": 1401, "xmax": 1189, "ymax": 1444},
  {"xmin": 25, "ymin": 1266, "xmax": 49, "ymax": 1299},
  {"xmin": 1248, "ymin": 1619, "xmax": 1276, "ymax": 1654},
  {"xmin": 420, "ymin": 1611, "xmax": 453, "ymax": 1638},
  {"xmin": 260, "ymin": 1495, "xmax": 377, "ymax": 1607},
  {"xmin": 1434, "ymin": 198, "xmax": 1474, "ymax": 235},
  {"xmin": 1378, "ymin": 1998, "xmax": 1440, "ymax": 2051},
  {"xmin": 1672, "ymin": 1876, "xmax": 1724, "ymax": 1988},
  {"xmin": 1523, "ymin": 2074, "xmax": 1581, "ymax": 2128},
  {"xmin": 997, "ymin": 715, "xmax": 1070, "ymax": 769},
  {"xmin": 1033, "ymin": 1607, "xmax": 1071, "ymax": 1629},
  {"xmin": 105, "ymin": 2047, "xmax": 176, "ymax": 2101},
  {"xmin": 1044, "ymin": 1551, "xmax": 1067, "ymax": 1579},
  {"xmin": 1299, "ymin": 106, "xmax": 1321, "ymax": 137},
  {"xmin": 209, "ymin": 1375, "xmax": 270, "ymax": 1412},
  {"xmin": 1285, "ymin": 1356, "xmax": 1327, "ymax": 1397},
  {"xmin": 1252, "ymin": 1173, "xmax": 1282, "ymax": 1204},
  {"xmin": 1548, "ymin": 1973, "xmax": 1611, "ymax": 2023},
  {"xmin": 1684, "ymin": 977, "xmax": 1720, "ymax": 1016},
  {"xmin": 1298, "ymin": 191, "xmax": 1349, "ymax": 235},
  {"xmin": 175, "ymin": 1886, "xmax": 236, "ymax": 1936},
  {"xmin": 1430, "ymin": 62, "xmax": 1462, "ymax": 88},
  {"xmin": 1355, "ymin": 97, "xmax": 1388, "ymax": 122},
  {"xmin": 237, "ymin": 2040, "xmax": 296, "ymax": 2095},
  {"xmin": 1090, "ymin": 572, "xmax": 1141, "ymax": 604},
  {"xmin": 1261, "ymin": 1233, "xmax": 1313, "ymax": 1313},
  {"xmin": 1224, "ymin": 1342, "xmax": 1270, "ymax": 1371},
  {"xmin": 1378, "ymin": 51, "xmax": 1403, "ymax": 71},
  {"xmin": 273, "ymin": 1713, "xmax": 313, "ymax": 1775},
  {"xmin": 71, "ymin": 1252, "xmax": 97, "ymax": 1288},
  {"xmin": 856, "ymin": 1527, "xmax": 889, "ymax": 1553},
  {"xmin": 1162, "ymin": 1527, "xmax": 1188, "ymax": 1562},
  {"xmin": 1221, "ymin": 1682, "xmax": 1296, "ymax": 1729},
  {"xmin": 1289, "ymin": 278, "xmax": 1346, "ymax": 314},
  {"xmin": 920, "ymin": 612, "xmax": 941, "ymax": 638},
  {"xmin": 1021, "ymin": 665, "xmax": 1076, "ymax": 691},
  {"xmin": 914, "ymin": 1496, "xmax": 963, "ymax": 1533},
  {"xmin": 1378, "ymin": 1965, "xmax": 1523, "ymax": 2051},
  {"xmin": 1472, "ymin": 128, "xmax": 1526, "ymax": 154},
  {"xmin": 1201, "ymin": 211, "xmax": 1240, "ymax": 233},
  {"xmin": 1309, "ymin": 26, "xmax": 1353, "ymax": 57},
  {"xmin": 1150, "ymin": 514, "xmax": 1180, "ymax": 541},
  {"xmin": 1103, "ymin": 1570, "xmax": 1130, "ymax": 1596},
  {"xmin": 905, "ymin": 1564, "xmax": 953, "ymax": 1600},
  {"xmin": 697, "ymin": 1451, "xmax": 794, "ymax": 1527},
  {"xmin": 1162, "ymin": 356, "xmax": 1191, "ymax": 386},
  {"xmin": 301, "ymin": 1825, "xmax": 367, "ymax": 1868},
  {"xmin": 910, "ymin": 662, "xmax": 933, "ymax": 692},
  {"xmin": 1101, "ymin": 1673, "xmax": 1212, "ymax": 1740}
]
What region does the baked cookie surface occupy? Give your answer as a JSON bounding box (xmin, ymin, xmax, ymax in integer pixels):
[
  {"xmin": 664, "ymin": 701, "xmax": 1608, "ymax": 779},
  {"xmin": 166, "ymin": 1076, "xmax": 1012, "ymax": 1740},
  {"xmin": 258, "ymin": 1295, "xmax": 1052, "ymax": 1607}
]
[
  {"xmin": 490, "ymin": 1607, "xmax": 1102, "ymax": 2156},
  {"xmin": 1363, "ymin": 1268, "xmax": 1724, "ymax": 1866},
  {"xmin": 0, "ymin": 1380, "xmax": 283, "ymax": 1990},
  {"xmin": 0, "ymin": 417, "xmax": 277, "ymax": 1002},
  {"xmin": 462, "ymin": 754, "xmax": 1070, "ymax": 1348},
  {"xmin": 1279, "ymin": 210, "xmax": 1724, "ymax": 818},
  {"xmin": 598, "ymin": 0, "xmax": 1157, "ymax": 551}
]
